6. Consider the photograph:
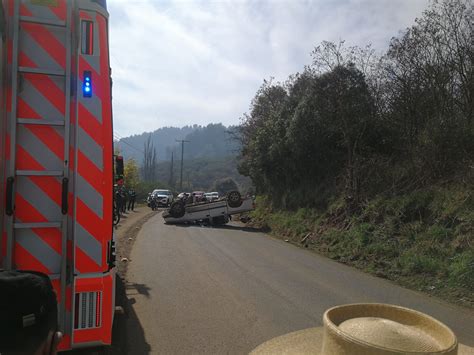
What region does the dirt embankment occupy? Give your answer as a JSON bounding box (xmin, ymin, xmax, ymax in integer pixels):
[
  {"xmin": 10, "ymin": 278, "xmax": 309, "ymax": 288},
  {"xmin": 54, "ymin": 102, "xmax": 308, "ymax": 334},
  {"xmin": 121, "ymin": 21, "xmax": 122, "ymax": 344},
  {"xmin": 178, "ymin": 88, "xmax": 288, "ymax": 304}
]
[{"xmin": 114, "ymin": 207, "xmax": 157, "ymax": 277}]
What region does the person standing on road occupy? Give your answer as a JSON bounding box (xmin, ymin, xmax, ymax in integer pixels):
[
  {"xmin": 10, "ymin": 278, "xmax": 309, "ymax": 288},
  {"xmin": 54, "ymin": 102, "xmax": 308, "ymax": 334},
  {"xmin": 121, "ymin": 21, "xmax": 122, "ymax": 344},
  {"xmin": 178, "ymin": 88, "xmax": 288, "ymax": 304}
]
[
  {"xmin": 121, "ymin": 187, "xmax": 128, "ymax": 214},
  {"xmin": 128, "ymin": 188, "xmax": 136, "ymax": 211},
  {"xmin": 115, "ymin": 186, "xmax": 123, "ymax": 216},
  {"xmin": 0, "ymin": 270, "xmax": 63, "ymax": 355}
]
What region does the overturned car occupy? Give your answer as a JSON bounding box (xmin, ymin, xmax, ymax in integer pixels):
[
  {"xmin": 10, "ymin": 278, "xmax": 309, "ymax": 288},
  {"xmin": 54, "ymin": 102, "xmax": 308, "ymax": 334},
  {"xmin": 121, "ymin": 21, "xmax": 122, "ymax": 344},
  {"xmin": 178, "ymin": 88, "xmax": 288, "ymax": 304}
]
[{"xmin": 162, "ymin": 191, "xmax": 254, "ymax": 225}]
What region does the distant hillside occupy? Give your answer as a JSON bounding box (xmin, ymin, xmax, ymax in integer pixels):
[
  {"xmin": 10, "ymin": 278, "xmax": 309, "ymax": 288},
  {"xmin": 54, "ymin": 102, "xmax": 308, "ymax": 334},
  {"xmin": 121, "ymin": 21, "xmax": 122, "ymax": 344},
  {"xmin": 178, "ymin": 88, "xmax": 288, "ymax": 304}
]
[
  {"xmin": 156, "ymin": 156, "xmax": 252, "ymax": 192},
  {"xmin": 115, "ymin": 123, "xmax": 240, "ymax": 163},
  {"xmin": 115, "ymin": 126, "xmax": 195, "ymax": 162}
]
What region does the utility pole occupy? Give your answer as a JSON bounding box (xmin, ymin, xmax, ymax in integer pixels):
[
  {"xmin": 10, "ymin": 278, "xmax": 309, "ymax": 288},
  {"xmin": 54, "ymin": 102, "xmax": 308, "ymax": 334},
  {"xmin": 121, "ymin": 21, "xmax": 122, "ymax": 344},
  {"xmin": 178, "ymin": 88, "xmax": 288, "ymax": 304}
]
[
  {"xmin": 169, "ymin": 151, "xmax": 174, "ymax": 188},
  {"xmin": 176, "ymin": 139, "xmax": 190, "ymax": 191}
]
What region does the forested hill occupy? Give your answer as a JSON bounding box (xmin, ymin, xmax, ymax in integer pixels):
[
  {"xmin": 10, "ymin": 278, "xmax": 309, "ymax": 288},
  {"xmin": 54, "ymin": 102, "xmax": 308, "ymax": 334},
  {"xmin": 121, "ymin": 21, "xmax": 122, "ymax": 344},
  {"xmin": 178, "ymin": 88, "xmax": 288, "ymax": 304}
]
[{"xmin": 115, "ymin": 123, "xmax": 239, "ymax": 163}]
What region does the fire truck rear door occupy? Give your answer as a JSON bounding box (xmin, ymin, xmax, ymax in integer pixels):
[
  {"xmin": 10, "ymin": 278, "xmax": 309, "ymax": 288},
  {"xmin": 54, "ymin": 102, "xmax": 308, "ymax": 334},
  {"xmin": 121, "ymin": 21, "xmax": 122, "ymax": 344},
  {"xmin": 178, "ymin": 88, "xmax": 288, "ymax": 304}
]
[{"xmin": 4, "ymin": 0, "xmax": 73, "ymax": 334}]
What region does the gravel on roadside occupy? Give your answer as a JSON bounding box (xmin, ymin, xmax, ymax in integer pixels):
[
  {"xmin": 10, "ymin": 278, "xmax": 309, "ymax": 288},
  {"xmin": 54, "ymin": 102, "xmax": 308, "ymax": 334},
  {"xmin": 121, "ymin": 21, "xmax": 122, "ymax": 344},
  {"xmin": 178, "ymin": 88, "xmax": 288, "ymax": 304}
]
[{"xmin": 114, "ymin": 207, "xmax": 157, "ymax": 277}]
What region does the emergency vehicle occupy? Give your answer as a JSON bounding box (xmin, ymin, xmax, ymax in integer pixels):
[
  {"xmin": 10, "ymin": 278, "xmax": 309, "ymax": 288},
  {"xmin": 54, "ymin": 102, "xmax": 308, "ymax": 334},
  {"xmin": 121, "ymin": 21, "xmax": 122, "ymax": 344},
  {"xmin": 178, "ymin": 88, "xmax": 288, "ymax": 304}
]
[{"xmin": 0, "ymin": 0, "xmax": 116, "ymax": 350}]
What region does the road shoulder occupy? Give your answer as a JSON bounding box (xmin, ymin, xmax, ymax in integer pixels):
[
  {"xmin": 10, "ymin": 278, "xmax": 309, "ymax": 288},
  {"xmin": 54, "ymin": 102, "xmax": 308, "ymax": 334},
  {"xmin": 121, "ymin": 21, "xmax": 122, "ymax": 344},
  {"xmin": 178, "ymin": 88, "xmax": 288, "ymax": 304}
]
[{"xmin": 110, "ymin": 206, "xmax": 158, "ymax": 354}]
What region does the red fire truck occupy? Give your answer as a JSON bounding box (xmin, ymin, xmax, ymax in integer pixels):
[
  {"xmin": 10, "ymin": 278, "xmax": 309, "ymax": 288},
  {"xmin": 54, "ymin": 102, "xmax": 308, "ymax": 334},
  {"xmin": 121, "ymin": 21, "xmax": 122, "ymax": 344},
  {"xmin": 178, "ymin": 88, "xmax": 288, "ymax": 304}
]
[{"xmin": 0, "ymin": 0, "xmax": 116, "ymax": 350}]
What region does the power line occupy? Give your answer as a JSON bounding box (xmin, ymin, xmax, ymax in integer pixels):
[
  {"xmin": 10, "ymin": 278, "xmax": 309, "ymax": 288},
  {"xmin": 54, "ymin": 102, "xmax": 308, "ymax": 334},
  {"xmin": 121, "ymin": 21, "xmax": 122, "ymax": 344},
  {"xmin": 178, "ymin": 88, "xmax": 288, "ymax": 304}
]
[
  {"xmin": 114, "ymin": 132, "xmax": 127, "ymax": 141},
  {"xmin": 113, "ymin": 132, "xmax": 144, "ymax": 154},
  {"xmin": 117, "ymin": 140, "xmax": 144, "ymax": 154},
  {"xmin": 114, "ymin": 132, "xmax": 144, "ymax": 153}
]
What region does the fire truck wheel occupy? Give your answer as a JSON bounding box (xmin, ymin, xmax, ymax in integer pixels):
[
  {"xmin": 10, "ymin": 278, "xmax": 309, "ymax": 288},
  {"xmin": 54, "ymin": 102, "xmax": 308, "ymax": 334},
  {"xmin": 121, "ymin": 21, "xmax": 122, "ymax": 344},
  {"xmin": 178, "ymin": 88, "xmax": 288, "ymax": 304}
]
[
  {"xmin": 169, "ymin": 201, "xmax": 186, "ymax": 218},
  {"xmin": 227, "ymin": 190, "xmax": 242, "ymax": 208}
]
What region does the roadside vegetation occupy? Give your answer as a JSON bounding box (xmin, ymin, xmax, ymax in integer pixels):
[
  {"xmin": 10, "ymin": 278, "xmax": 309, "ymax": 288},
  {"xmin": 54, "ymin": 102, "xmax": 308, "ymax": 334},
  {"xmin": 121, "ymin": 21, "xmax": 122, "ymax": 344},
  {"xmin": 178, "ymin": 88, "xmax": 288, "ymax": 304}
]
[
  {"xmin": 238, "ymin": 0, "xmax": 473, "ymax": 307},
  {"xmin": 251, "ymin": 183, "xmax": 473, "ymax": 307}
]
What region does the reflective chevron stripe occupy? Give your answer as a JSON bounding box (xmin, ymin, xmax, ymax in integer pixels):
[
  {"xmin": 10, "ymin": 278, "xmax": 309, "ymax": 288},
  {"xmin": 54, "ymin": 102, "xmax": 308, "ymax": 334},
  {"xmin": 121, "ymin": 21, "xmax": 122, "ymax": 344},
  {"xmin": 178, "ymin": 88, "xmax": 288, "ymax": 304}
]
[
  {"xmin": 20, "ymin": 0, "xmax": 67, "ymax": 22},
  {"xmin": 73, "ymin": 9, "xmax": 111, "ymax": 273},
  {"xmin": 19, "ymin": 76, "xmax": 64, "ymax": 120},
  {"xmin": 75, "ymin": 223, "xmax": 102, "ymax": 267},
  {"xmin": 20, "ymin": 30, "xmax": 64, "ymax": 72},
  {"xmin": 79, "ymin": 89, "xmax": 103, "ymax": 123},
  {"xmin": 77, "ymin": 126, "xmax": 103, "ymax": 169},
  {"xmin": 16, "ymin": 177, "xmax": 61, "ymax": 220},
  {"xmin": 17, "ymin": 129, "xmax": 63, "ymax": 169},
  {"xmin": 16, "ymin": 228, "xmax": 62, "ymax": 272},
  {"xmin": 76, "ymin": 174, "xmax": 103, "ymax": 218}
]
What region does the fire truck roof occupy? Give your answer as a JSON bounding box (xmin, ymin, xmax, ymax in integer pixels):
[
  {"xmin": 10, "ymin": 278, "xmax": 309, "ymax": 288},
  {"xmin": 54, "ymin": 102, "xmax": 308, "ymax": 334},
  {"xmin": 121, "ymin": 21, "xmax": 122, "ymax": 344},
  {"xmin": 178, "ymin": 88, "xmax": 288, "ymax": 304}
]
[{"xmin": 92, "ymin": 0, "xmax": 107, "ymax": 10}]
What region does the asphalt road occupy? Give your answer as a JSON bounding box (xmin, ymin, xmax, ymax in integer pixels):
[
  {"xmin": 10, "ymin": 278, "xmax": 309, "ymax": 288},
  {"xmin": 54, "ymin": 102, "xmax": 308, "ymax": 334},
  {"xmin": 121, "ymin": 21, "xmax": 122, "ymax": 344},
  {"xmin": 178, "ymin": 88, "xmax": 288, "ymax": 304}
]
[{"xmin": 124, "ymin": 213, "xmax": 474, "ymax": 354}]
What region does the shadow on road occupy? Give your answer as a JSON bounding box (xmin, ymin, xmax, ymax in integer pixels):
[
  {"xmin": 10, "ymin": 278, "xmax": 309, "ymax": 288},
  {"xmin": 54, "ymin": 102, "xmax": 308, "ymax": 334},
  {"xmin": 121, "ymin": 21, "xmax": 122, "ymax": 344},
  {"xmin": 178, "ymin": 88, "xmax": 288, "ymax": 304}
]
[
  {"xmin": 125, "ymin": 281, "xmax": 152, "ymax": 298},
  {"xmin": 109, "ymin": 276, "xmax": 152, "ymax": 354},
  {"xmin": 213, "ymin": 223, "xmax": 265, "ymax": 233},
  {"xmin": 167, "ymin": 222, "xmax": 264, "ymax": 234}
]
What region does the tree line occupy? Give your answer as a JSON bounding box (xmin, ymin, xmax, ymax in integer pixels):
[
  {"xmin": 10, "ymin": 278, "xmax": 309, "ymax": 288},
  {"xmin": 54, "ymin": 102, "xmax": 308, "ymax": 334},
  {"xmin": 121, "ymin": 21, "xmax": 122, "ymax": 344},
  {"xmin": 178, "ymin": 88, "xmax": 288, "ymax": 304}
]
[
  {"xmin": 237, "ymin": 0, "xmax": 473, "ymax": 211},
  {"xmin": 116, "ymin": 124, "xmax": 239, "ymax": 164}
]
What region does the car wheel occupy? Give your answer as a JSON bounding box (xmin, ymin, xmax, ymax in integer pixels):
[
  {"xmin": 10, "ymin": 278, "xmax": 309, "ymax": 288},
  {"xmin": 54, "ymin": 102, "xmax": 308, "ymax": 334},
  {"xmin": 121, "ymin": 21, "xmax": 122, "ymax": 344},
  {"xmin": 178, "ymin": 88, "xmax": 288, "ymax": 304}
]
[
  {"xmin": 169, "ymin": 200, "xmax": 186, "ymax": 218},
  {"xmin": 227, "ymin": 190, "xmax": 242, "ymax": 208},
  {"xmin": 212, "ymin": 215, "xmax": 229, "ymax": 225}
]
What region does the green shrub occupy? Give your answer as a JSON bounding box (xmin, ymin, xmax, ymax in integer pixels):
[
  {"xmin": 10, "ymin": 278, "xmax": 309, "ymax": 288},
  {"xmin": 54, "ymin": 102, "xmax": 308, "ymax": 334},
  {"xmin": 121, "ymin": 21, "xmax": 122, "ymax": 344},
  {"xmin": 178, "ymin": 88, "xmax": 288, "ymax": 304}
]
[
  {"xmin": 422, "ymin": 225, "xmax": 452, "ymax": 243},
  {"xmin": 449, "ymin": 251, "xmax": 474, "ymax": 291},
  {"xmin": 350, "ymin": 223, "xmax": 374, "ymax": 247},
  {"xmin": 400, "ymin": 190, "xmax": 433, "ymax": 223},
  {"xmin": 430, "ymin": 186, "xmax": 473, "ymax": 224},
  {"xmin": 399, "ymin": 251, "xmax": 443, "ymax": 276}
]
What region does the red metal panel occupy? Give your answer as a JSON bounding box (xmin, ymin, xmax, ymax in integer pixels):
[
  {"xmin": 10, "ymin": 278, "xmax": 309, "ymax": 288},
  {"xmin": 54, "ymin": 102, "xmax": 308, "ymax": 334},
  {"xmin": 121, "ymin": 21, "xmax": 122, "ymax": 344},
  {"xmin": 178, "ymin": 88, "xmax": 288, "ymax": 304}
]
[
  {"xmin": 97, "ymin": 11, "xmax": 113, "ymax": 273},
  {"xmin": 58, "ymin": 334, "xmax": 72, "ymax": 352},
  {"xmin": 75, "ymin": 247, "xmax": 100, "ymax": 273},
  {"xmin": 8, "ymin": 1, "xmax": 66, "ymax": 271},
  {"xmin": 20, "ymin": 74, "xmax": 66, "ymax": 116},
  {"xmin": 1, "ymin": 0, "xmax": 115, "ymax": 350},
  {"xmin": 14, "ymin": 243, "xmax": 49, "ymax": 273},
  {"xmin": 52, "ymin": 279, "xmax": 73, "ymax": 351},
  {"xmin": 47, "ymin": 1, "xmax": 68, "ymax": 22},
  {"xmin": 78, "ymin": 104, "xmax": 103, "ymax": 144},
  {"xmin": 74, "ymin": 10, "xmax": 112, "ymax": 273},
  {"xmin": 16, "ymin": 129, "xmax": 64, "ymax": 168},
  {"xmin": 73, "ymin": 274, "xmax": 114, "ymax": 345},
  {"xmin": 52, "ymin": 279, "xmax": 72, "ymax": 312},
  {"xmin": 19, "ymin": 22, "xmax": 66, "ymax": 69},
  {"xmin": 1, "ymin": 232, "xmax": 6, "ymax": 263},
  {"xmin": 73, "ymin": 7, "xmax": 115, "ymax": 344},
  {"xmin": 15, "ymin": 202, "xmax": 62, "ymax": 255},
  {"xmin": 77, "ymin": 150, "xmax": 103, "ymax": 193},
  {"xmin": 27, "ymin": 126, "xmax": 64, "ymax": 161},
  {"xmin": 19, "ymin": 0, "xmax": 67, "ymax": 22},
  {"xmin": 3, "ymin": 0, "xmax": 72, "ymax": 349}
]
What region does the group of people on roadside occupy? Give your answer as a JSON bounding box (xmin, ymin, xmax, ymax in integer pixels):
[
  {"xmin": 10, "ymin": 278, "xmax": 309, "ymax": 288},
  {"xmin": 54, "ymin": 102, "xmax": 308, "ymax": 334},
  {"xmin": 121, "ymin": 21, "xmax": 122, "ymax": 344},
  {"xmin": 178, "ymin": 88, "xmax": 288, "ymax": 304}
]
[{"xmin": 115, "ymin": 186, "xmax": 137, "ymax": 215}]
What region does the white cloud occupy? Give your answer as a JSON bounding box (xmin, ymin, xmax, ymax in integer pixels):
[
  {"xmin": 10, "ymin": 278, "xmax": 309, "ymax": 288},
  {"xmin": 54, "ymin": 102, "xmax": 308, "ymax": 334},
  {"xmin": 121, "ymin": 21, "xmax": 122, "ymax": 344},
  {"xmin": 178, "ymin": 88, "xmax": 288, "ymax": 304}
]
[{"xmin": 108, "ymin": 0, "xmax": 429, "ymax": 136}]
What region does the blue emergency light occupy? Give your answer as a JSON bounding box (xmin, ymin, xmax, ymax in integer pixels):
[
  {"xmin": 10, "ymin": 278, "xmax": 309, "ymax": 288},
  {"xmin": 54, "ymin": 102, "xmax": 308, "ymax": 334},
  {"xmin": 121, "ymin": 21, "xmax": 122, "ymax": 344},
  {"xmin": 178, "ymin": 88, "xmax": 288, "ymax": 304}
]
[{"xmin": 83, "ymin": 71, "xmax": 92, "ymax": 97}]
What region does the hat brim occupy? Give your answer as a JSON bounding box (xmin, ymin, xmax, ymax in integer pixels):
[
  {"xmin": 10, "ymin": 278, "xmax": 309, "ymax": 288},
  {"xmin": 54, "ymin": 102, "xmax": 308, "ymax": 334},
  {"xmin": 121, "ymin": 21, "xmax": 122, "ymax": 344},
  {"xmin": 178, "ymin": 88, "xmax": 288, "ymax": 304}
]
[
  {"xmin": 250, "ymin": 327, "xmax": 324, "ymax": 354},
  {"xmin": 459, "ymin": 344, "xmax": 474, "ymax": 355},
  {"xmin": 250, "ymin": 327, "xmax": 474, "ymax": 355}
]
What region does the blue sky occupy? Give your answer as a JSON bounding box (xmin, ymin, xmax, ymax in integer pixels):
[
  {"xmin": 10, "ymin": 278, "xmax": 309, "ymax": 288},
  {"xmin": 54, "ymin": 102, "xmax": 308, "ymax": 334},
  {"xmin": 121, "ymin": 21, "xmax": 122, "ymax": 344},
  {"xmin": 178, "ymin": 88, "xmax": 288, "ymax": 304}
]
[{"xmin": 108, "ymin": 0, "xmax": 429, "ymax": 137}]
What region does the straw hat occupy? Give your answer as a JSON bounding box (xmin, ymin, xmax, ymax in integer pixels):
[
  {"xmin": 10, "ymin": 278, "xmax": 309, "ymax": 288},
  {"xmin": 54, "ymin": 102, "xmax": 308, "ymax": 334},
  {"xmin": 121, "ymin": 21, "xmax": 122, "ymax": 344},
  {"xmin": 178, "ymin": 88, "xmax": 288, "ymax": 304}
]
[{"xmin": 251, "ymin": 303, "xmax": 474, "ymax": 355}]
